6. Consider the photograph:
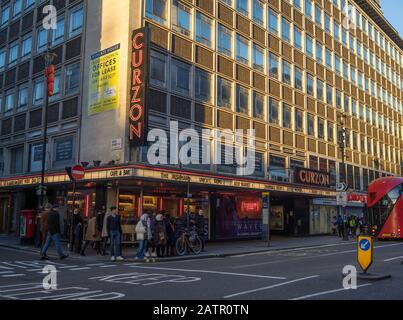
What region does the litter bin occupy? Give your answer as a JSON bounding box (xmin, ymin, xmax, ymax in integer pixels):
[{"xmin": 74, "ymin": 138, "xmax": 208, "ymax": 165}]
[{"xmin": 18, "ymin": 210, "xmax": 36, "ymax": 245}]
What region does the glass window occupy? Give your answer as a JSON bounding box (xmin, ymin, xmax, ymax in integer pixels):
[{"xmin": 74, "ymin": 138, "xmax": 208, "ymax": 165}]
[
  {"xmin": 65, "ymin": 63, "xmax": 81, "ymax": 96},
  {"xmin": 146, "ymin": 0, "xmax": 167, "ymax": 25},
  {"xmin": 171, "ymin": 59, "xmax": 191, "ymax": 96},
  {"xmin": 269, "ymin": 53, "xmax": 278, "ymax": 79},
  {"xmin": 21, "ymin": 35, "xmax": 32, "ymax": 59},
  {"xmin": 268, "ymin": 8, "xmax": 278, "ymax": 35},
  {"xmin": 316, "ymin": 42, "xmax": 323, "ymax": 64},
  {"xmin": 18, "ymin": 85, "xmax": 29, "ymax": 109},
  {"xmin": 217, "ymin": 77, "xmax": 232, "ymax": 108},
  {"xmin": 52, "ymin": 16, "xmax": 65, "ymax": 45},
  {"xmin": 253, "ymin": 91, "xmax": 264, "ymax": 119},
  {"xmin": 195, "ymin": 68, "xmax": 211, "ymax": 103},
  {"xmin": 53, "ymin": 136, "xmax": 75, "ymax": 167},
  {"xmin": 236, "ymin": 34, "xmax": 249, "ymax": 64},
  {"xmin": 13, "ymin": 0, "xmax": 22, "ymax": 19},
  {"xmin": 237, "ymin": 0, "xmax": 249, "ymax": 16},
  {"xmin": 217, "ymin": 24, "xmax": 232, "ymax": 57},
  {"xmin": 236, "ymin": 85, "xmax": 249, "ymax": 114},
  {"xmin": 294, "ymin": 66, "xmax": 303, "ymax": 90},
  {"xmin": 294, "ymin": 26, "xmax": 302, "ymax": 50},
  {"xmin": 281, "ymin": 18, "xmax": 290, "ymax": 43},
  {"xmin": 318, "ymin": 117, "xmax": 325, "ymax": 139},
  {"xmin": 172, "ymin": 0, "xmax": 191, "ymax": 36},
  {"xmin": 306, "ymin": 74, "xmax": 314, "ymax": 96},
  {"xmin": 295, "ymin": 108, "xmax": 303, "ymax": 132},
  {"xmin": 150, "ymin": 50, "xmax": 166, "ymax": 88},
  {"xmin": 10, "ymin": 147, "xmax": 24, "ymax": 174},
  {"xmin": 317, "ymin": 79, "xmax": 324, "ymax": 101},
  {"xmin": 282, "ymin": 103, "xmax": 291, "ymax": 128},
  {"xmin": 37, "ymin": 28, "xmax": 48, "ymax": 53},
  {"xmin": 49, "ymin": 72, "xmax": 61, "ymax": 102},
  {"xmin": 253, "ymin": 44, "xmax": 264, "ymax": 72},
  {"xmin": 8, "ymin": 42, "xmax": 19, "ymax": 65},
  {"xmin": 0, "ymin": 50, "xmax": 5, "ymax": 70},
  {"xmin": 269, "ymin": 98, "xmax": 279, "ymax": 124},
  {"xmin": 5, "ymin": 90, "xmax": 14, "ymax": 112},
  {"xmin": 1, "ymin": 6, "xmax": 10, "ymax": 26},
  {"xmin": 306, "ymin": 35, "xmax": 313, "ymax": 57},
  {"xmin": 307, "ymin": 113, "xmax": 315, "ymax": 136},
  {"xmin": 252, "ymin": 0, "xmax": 264, "ymax": 26},
  {"xmin": 282, "ymin": 60, "xmax": 291, "ymax": 85},
  {"xmin": 33, "ymin": 79, "xmax": 44, "ymax": 105},
  {"xmin": 69, "ymin": 5, "xmax": 83, "ymax": 38},
  {"xmin": 195, "ymin": 12, "xmax": 212, "ymax": 47}
]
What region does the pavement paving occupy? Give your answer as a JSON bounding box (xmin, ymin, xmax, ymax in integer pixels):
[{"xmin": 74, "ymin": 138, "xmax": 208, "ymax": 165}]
[{"xmin": 0, "ymin": 239, "xmax": 402, "ymax": 300}]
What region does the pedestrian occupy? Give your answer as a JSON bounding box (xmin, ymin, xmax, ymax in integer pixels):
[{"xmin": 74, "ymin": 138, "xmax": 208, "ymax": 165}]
[
  {"xmin": 135, "ymin": 213, "xmax": 149, "ymax": 260},
  {"xmin": 40, "ymin": 204, "xmax": 68, "ymax": 260},
  {"xmin": 153, "ymin": 214, "xmax": 167, "ymax": 258},
  {"xmin": 101, "ymin": 208, "xmax": 112, "ymax": 255},
  {"xmin": 74, "ymin": 216, "xmax": 84, "ymax": 254},
  {"xmin": 337, "ymin": 214, "xmax": 344, "ymax": 238},
  {"xmin": 145, "ymin": 211, "xmax": 156, "ymax": 259},
  {"xmin": 40, "ymin": 203, "xmax": 52, "ymax": 246},
  {"xmin": 80, "ymin": 211, "xmax": 102, "ymax": 256},
  {"xmin": 106, "ymin": 206, "xmax": 124, "ymax": 261},
  {"xmin": 331, "ymin": 216, "xmax": 337, "ymax": 236},
  {"xmin": 195, "ymin": 209, "xmax": 206, "ymax": 252},
  {"xmin": 165, "ymin": 214, "xmax": 176, "ymax": 257},
  {"xmin": 349, "ymin": 216, "xmax": 357, "ymax": 239},
  {"xmin": 70, "ymin": 208, "xmax": 83, "ymax": 252}
]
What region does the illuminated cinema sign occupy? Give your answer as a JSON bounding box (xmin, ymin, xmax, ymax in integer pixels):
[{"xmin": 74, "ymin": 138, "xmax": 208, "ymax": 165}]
[
  {"xmin": 295, "ymin": 168, "xmax": 330, "ymax": 188},
  {"xmin": 129, "ymin": 27, "xmax": 149, "ymax": 146}
]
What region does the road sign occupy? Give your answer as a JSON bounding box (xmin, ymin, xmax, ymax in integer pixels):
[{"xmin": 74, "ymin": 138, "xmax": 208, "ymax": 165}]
[
  {"xmin": 336, "ymin": 182, "xmax": 348, "ymax": 192},
  {"xmin": 358, "ymin": 236, "xmax": 373, "ymax": 273},
  {"xmin": 71, "ymin": 165, "xmax": 85, "ymax": 181},
  {"xmin": 336, "ymin": 191, "xmax": 348, "ymax": 206}
]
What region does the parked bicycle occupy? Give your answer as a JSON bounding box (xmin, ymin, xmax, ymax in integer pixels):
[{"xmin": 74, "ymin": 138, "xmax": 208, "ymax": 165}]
[{"xmin": 175, "ymin": 227, "xmax": 203, "ymax": 256}]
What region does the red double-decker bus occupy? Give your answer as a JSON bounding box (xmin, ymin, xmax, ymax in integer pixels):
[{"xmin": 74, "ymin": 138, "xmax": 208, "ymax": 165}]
[{"xmin": 366, "ymin": 177, "xmax": 403, "ymax": 240}]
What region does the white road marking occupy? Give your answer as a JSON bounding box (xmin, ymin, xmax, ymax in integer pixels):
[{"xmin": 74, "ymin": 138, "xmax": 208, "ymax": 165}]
[
  {"xmin": 86, "ymin": 263, "xmax": 106, "ymax": 266},
  {"xmin": 2, "ymin": 262, "xmax": 28, "ymax": 268},
  {"xmin": 129, "ymin": 265, "xmax": 286, "ymax": 280},
  {"xmin": 99, "ymin": 265, "xmax": 118, "ymax": 268},
  {"xmin": 1, "ymin": 274, "xmax": 25, "ymax": 278},
  {"xmin": 290, "ymin": 283, "xmax": 373, "ymax": 300},
  {"xmin": 224, "ymin": 275, "xmax": 320, "ymax": 298},
  {"xmin": 0, "ymin": 271, "xmax": 13, "ymax": 274},
  {"xmin": 384, "ymin": 256, "xmax": 403, "ymax": 262},
  {"xmin": 70, "ymin": 267, "xmax": 91, "ymax": 271}
]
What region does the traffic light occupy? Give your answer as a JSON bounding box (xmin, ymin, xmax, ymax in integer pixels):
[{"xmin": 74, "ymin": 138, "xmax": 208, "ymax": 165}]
[{"xmin": 45, "ymin": 65, "xmax": 55, "ymax": 97}]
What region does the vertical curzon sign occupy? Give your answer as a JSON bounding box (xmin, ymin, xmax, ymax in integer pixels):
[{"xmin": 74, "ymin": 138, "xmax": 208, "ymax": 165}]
[{"xmin": 129, "ymin": 27, "xmax": 149, "ymax": 146}]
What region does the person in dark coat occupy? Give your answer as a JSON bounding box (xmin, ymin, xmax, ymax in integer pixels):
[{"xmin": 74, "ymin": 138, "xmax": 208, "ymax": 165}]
[
  {"xmin": 153, "ymin": 214, "xmax": 167, "ymax": 257},
  {"xmin": 70, "ymin": 209, "xmax": 83, "ymax": 252},
  {"xmin": 106, "ymin": 206, "xmax": 124, "ymax": 261},
  {"xmin": 165, "ymin": 214, "xmax": 176, "ymax": 257},
  {"xmin": 40, "ymin": 204, "xmax": 68, "ymax": 260}
]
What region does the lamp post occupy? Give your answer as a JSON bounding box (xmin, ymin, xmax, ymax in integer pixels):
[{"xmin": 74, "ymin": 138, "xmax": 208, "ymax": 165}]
[{"xmin": 337, "ymin": 112, "xmax": 349, "ymax": 241}]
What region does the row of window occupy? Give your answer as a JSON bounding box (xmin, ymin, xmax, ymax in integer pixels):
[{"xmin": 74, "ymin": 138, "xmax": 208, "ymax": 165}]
[
  {"xmin": 0, "ymin": 0, "xmax": 36, "ymax": 27},
  {"xmin": 0, "ymin": 5, "xmax": 83, "ymax": 71},
  {"xmin": 0, "ymin": 62, "xmax": 81, "ymax": 115}
]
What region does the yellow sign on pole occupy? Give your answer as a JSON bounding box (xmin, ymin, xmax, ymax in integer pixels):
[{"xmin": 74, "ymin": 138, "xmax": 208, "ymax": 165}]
[
  {"xmin": 88, "ymin": 44, "xmax": 120, "ymax": 115},
  {"xmin": 357, "ymin": 236, "xmax": 373, "ymax": 273}
]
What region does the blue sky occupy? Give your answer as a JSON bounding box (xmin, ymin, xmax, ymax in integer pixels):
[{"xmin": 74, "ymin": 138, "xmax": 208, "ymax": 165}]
[{"xmin": 382, "ymin": 0, "xmax": 403, "ymax": 36}]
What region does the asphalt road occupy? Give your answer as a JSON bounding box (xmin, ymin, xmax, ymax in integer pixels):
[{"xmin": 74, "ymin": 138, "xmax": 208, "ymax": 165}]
[{"xmin": 0, "ymin": 241, "xmax": 402, "ymax": 300}]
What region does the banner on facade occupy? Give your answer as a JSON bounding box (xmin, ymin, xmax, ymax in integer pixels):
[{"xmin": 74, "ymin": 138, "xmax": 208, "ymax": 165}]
[
  {"xmin": 89, "ymin": 44, "xmax": 120, "ymax": 115},
  {"xmin": 129, "ymin": 27, "xmax": 149, "ymax": 146}
]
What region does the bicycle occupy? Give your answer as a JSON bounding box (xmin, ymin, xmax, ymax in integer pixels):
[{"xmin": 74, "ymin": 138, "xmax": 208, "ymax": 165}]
[{"xmin": 175, "ymin": 227, "xmax": 203, "ymax": 256}]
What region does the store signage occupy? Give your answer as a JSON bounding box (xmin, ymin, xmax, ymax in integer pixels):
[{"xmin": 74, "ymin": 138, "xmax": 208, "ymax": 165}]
[
  {"xmin": 295, "ymin": 168, "xmax": 330, "ymax": 188},
  {"xmin": 108, "ymin": 169, "xmax": 133, "ymax": 178},
  {"xmin": 129, "ymin": 27, "xmax": 149, "ymax": 147}
]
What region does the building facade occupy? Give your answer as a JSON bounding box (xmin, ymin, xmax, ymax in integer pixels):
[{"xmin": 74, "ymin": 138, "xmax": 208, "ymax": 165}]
[{"xmin": 0, "ymin": 0, "xmax": 402, "ymax": 241}]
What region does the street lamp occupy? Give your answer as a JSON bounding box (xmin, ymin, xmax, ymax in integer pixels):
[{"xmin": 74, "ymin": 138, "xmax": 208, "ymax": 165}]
[{"xmin": 337, "ymin": 112, "xmax": 349, "ymax": 241}]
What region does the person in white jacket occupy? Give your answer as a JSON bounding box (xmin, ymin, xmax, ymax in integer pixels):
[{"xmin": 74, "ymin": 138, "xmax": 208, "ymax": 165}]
[
  {"xmin": 100, "ymin": 209, "xmax": 112, "ymax": 255},
  {"xmin": 135, "ymin": 213, "xmax": 149, "ymax": 260}
]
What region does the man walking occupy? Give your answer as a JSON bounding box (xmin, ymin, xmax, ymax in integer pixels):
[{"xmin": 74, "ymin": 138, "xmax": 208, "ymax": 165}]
[
  {"xmin": 40, "ymin": 204, "xmax": 68, "ymax": 260},
  {"xmin": 106, "ymin": 206, "xmax": 124, "ymax": 262}
]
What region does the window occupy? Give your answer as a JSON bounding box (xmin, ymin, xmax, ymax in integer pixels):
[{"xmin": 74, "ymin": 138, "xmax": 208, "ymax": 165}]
[
  {"xmin": 316, "ymin": 42, "xmax": 323, "ymax": 64},
  {"xmin": 307, "ymin": 113, "xmax": 315, "ymax": 136},
  {"xmin": 69, "ymin": 5, "xmax": 83, "ymax": 38},
  {"xmin": 0, "ymin": 149, "xmax": 4, "ymax": 177},
  {"xmin": 52, "ymin": 16, "xmax": 65, "ymax": 45},
  {"xmin": 325, "ymin": 48, "xmax": 332, "ymax": 68},
  {"xmin": 268, "ymin": 8, "xmax": 278, "ymax": 35},
  {"xmin": 318, "ymin": 118, "xmax": 325, "ymax": 139},
  {"xmin": 171, "ymin": 59, "xmax": 191, "ymax": 96},
  {"xmin": 294, "ymin": 67, "xmax": 303, "ymax": 90},
  {"xmin": 305, "ymin": 0, "xmax": 312, "ymax": 19},
  {"xmin": 150, "ymin": 50, "xmax": 166, "ymax": 87},
  {"xmin": 236, "ymin": 34, "xmax": 249, "ymax": 64},
  {"xmin": 237, "ymin": 0, "xmax": 249, "ymax": 16},
  {"xmin": 18, "ymin": 85, "xmax": 28, "ymax": 109},
  {"xmin": 218, "ymin": 24, "xmax": 232, "ymax": 57},
  {"xmin": 0, "ymin": 50, "xmax": 5, "ymax": 70},
  {"xmin": 172, "ymin": 0, "xmax": 191, "ymax": 36},
  {"xmin": 217, "ymin": 77, "xmax": 232, "ymax": 108},
  {"xmin": 295, "ymin": 108, "xmax": 303, "ymax": 132},
  {"xmin": 1, "ymin": 6, "xmax": 10, "ymax": 26},
  {"xmin": 53, "ymin": 136, "xmax": 75, "ymax": 167},
  {"xmin": 282, "ymin": 104, "xmax": 291, "ymax": 128},
  {"xmin": 25, "ymin": 0, "xmax": 35, "ymax": 9},
  {"xmin": 282, "ymin": 60, "xmax": 291, "ymax": 85},
  {"xmin": 65, "ymin": 63, "xmax": 81, "ymax": 96},
  {"xmin": 253, "ymin": 91, "xmax": 264, "ymax": 119},
  {"xmin": 281, "ymin": 18, "xmax": 290, "ymax": 43},
  {"xmin": 269, "ymin": 98, "xmax": 279, "ymax": 124},
  {"xmin": 10, "ymin": 147, "xmax": 24, "ymax": 174},
  {"xmin": 33, "ymin": 79, "xmax": 44, "ymax": 105},
  {"xmin": 253, "ymin": 44, "xmax": 264, "ymax": 72},
  {"xmin": 29, "ymin": 144, "xmax": 46, "ymax": 172},
  {"xmin": 21, "ymin": 35, "xmax": 32, "ymax": 59},
  {"xmin": 37, "ymin": 28, "xmax": 48, "ymax": 53},
  {"xmin": 306, "ymin": 74, "xmax": 314, "ymax": 96},
  {"xmin": 294, "ymin": 26, "xmax": 302, "ymax": 50},
  {"xmin": 317, "ymin": 79, "xmax": 324, "ymax": 101},
  {"xmin": 195, "ymin": 68, "xmax": 211, "ymax": 102},
  {"xmin": 8, "ymin": 42, "xmax": 19, "ymax": 65},
  {"xmin": 195, "ymin": 12, "xmax": 212, "ymax": 47},
  {"xmin": 252, "ymin": 0, "xmax": 264, "ymax": 26},
  {"xmin": 326, "ymin": 85, "xmax": 333, "ymax": 105},
  {"xmin": 13, "ymin": 0, "xmax": 22, "ymax": 19},
  {"xmin": 5, "ymin": 90, "xmax": 14, "ymax": 112},
  {"xmin": 269, "ymin": 53, "xmax": 278, "ymax": 79},
  {"xmin": 146, "ymin": 0, "xmax": 167, "ymax": 25},
  {"xmin": 306, "ymin": 35, "xmax": 313, "ymax": 57},
  {"xmin": 236, "ymin": 85, "xmax": 249, "ymax": 114},
  {"xmin": 49, "ymin": 72, "xmax": 61, "ymax": 102}
]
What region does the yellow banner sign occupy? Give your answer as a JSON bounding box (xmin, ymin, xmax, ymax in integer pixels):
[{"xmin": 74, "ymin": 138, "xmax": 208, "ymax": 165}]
[
  {"xmin": 357, "ymin": 236, "xmax": 373, "ymax": 273},
  {"xmin": 88, "ymin": 44, "xmax": 120, "ymax": 115}
]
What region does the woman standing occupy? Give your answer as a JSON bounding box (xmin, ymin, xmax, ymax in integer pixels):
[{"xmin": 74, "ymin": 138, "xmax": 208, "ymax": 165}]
[
  {"xmin": 80, "ymin": 212, "xmax": 102, "ymax": 256},
  {"xmin": 135, "ymin": 213, "xmax": 149, "ymax": 260}
]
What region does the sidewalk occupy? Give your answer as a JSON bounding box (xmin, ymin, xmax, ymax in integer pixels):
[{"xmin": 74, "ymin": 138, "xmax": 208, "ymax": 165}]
[{"xmin": 0, "ymin": 234, "xmax": 357, "ymax": 263}]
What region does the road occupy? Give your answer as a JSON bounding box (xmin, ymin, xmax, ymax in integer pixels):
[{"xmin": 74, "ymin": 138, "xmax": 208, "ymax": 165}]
[{"xmin": 0, "ymin": 241, "xmax": 402, "ymax": 300}]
